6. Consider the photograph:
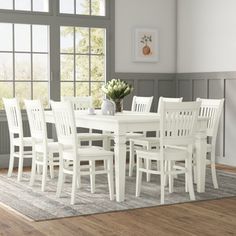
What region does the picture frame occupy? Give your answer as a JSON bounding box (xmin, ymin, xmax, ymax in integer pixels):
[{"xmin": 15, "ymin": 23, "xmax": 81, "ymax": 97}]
[{"xmin": 133, "ymin": 28, "xmax": 159, "ymax": 62}]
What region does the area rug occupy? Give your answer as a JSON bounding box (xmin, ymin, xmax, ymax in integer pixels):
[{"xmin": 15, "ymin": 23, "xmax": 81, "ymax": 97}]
[{"xmin": 0, "ymin": 168, "xmax": 235, "ymax": 221}]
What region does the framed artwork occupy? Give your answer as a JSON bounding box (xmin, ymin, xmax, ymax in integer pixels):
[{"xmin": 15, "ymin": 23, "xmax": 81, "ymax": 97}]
[{"xmin": 133, "ymin": 28, "xmax": 159, "ymax": 62}]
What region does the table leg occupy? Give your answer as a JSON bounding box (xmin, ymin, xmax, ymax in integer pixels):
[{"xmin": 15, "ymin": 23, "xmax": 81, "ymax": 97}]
[
  {"xmin": 195, "ymin": 133, "xmax": 207, "ymax": 193},
  {"xmin": 114, "ymin": 134, "xmax": 127, "ymax": 202}
]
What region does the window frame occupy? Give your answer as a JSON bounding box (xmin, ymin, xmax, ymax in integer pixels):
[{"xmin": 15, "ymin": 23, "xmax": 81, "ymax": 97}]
[{"xmin": 0, "ymin": 0, "xmax": 114, "ymax": 114}]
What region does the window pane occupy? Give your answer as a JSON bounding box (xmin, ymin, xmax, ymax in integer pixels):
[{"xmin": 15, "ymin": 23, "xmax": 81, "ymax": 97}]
[
  {"xmin": 61, "ymin": 55, "xmax": 74, "ymax": 81},
  {"xmin": 33, "ymin": 54, "xmax": 49, "ymax": 80},
  {"xmin": 15, "ymin": 0, "xmax": 31, "ymax": 11},
  {"xmin": 33, "ymin": 0, "xmax": 49, "ymax": 12},
  {"xmin": 91, "ymin": 55, "xmax": 105, "ymax": 81},
  {"xmin": 91, "ymin": 28, "xmax": 105, "ymax": 54},
  {"xmin": 33, "ymin": 25, "xmax": 48, "ymax": 52},
  {"xmin": 91, "ymin": 0, "xmax": 105, "ymax": 16},
  {"xmin": 33, "ymin": 82, "xmax": 49, "ymax": 107},
  {"xmin": 0, "ymin": 0, "xmax": 13, "ymax": 10},
  {"xmin": 76, "ymin": 27, "xmax": 89, "ymax": 54},
  {"xmin": 76, "ymin": 0, "xmax": 89, "ymax": 15},
  {"xmin": 61, "ymin": 82, "xmax": 74, "ymax": 97},
  {"xmin": 91, "ymin": 82, "xmax": 103, "ymax": 108},
  {"xmin": 15, "ymin": 82, "xmax": 31, "ymax": 107},
  {"xmin": 15, "ymin": 24, "xmax": 31, "ymax": 52},
  {"xmin": 0, "ymin": 53, "xmax": 13, "ymax": 80},
  {"xmin": 76, "ymin": 82, "xmax": 89, "ymax": 97},
  {"xmin": 76, "ymin": 55, "xmax": 89, "ymax": 81},
  {"xmin": 15, "ymin": 53, "xmax": 31, "ymax": 80},
  {"xmin": 60, "ymin": 27, "xmax": 74, "ymax": 53},
  {"xmin": 60, "ymin": 0, "xmax": 74, "ymax": 14},
  {"xmin": 0, "ymin": 23, "xmax": 13, "ymax": 51},
  {"xmin": 0, "ymin": 82, "xmax": 13, "ymax": 109}
]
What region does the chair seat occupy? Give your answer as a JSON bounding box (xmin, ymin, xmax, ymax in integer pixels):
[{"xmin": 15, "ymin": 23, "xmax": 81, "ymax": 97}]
[
  {"xmin": 35, "ymin": 142, "xmax": 59, "ymax": 153},
  {"xmin": 130, "ymin": 137, "xmax": 160, "ymax": 146},
  {"xmin": 63, "ymin": 146, "xmax": 113, "ymax": 161},
  {"xmin": 125, "ymin": 132, "xmax": 144, "ymax": 139},
  {"xmin": 107, "ymin": 132, "xmax": 144, "ymax": 139},
  {"xmin": 13, "ymin": 137, "xmax": 33, "ymax": 146},
  {"xmin": 77, "ymin": 133, "xmax": 108, "ymax": 141},
  {"xmin": 136, "ymin": 147, "xmax": 188, "ymax": 161}
]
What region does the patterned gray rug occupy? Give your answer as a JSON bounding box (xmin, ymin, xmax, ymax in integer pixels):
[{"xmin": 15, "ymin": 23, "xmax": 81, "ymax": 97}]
[{"xmin": 0, "ymin": 167, "xmax": 235, "ymax": 221}]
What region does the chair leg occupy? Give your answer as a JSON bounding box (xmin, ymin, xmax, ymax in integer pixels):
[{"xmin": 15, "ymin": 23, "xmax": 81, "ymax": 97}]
[
  {"xmin": 30, "ymin": 151, "xmax": 37, "ymax": 187},
  {"xmin": 56, "ymin": 162, "xmax": 64, "ymax": 198},
  {"xmin": 129, "ymin": 140, "xmax": 135, "ymax": 177},
  {"xmin": 103, "ymin": 160, "xmax": 107, "ymax": 171},
  {"xmin": 185, "ymin": 160, "xmax": 188, "ymax": 192},
  {"xmin": 164, "ymin": 161, "xmax": 168, "ymax": 187},
  {"xmin": 146, "ymin": 144, "xmax": 151, "ymax": 182},
  {"xmin": 107, "ymin": 158, "xmax": 114, "ymax": 200},
  {"xmin": 160, "ymin": 161, "xmax": 165, "ymax": 205},
  {"xmin": 193, "ymin": 164, "xmax": 197, "ymax": 184},
  {"xmin": 8, "ymin": 142, "xmax": 14, "ymax": 177},
  {"xmin": 135, "ymin": 155, "xmax": 143, "ymax": 197},
  {"xmin": 49, "ymin": 153, "xmax": 54, "ymax": 179},
  {"xmin": 71, "ymin": 165, "xmax": 78, "ymax": 205},
  {"xmin": 168, "ymin": 161, "xmax": 173, "ymax": 193},
  {"xmin": 210, "ymin": 151, "xmax": 218, "ymax": 189},
  {"xmin": 41, "ymin": 154, "xmax": 48, "ymax": 192},
  {"xmin": 187, "ymin": 157, "xmax": 195, "ymax": 201},
  {"xmin": 90, "ymin": 160, "xmax": 95, "ymax": 194},
  {"xmin": 17, "ymin": 146, "xmax": 24, "ymax": 182}
]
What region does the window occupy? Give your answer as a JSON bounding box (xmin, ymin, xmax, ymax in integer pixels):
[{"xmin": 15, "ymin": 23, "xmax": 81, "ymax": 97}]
[
  {"xmin": 0, "ymin": 23, "xmax": 50, "ymax": 108},
  {"xmin": 60, "ymin": 26, "xmax": 106, "ymax": 107},
  {"xmin": 0, "ymin": 0, "xmax": 49, "ymax": 12},
  {"xmin": 0, "ymin": 0, "xmax": 111, "ymax": 109},
  {"xmin": 59, "ymin": 0, "xmax": 105, "ymax": 16}
]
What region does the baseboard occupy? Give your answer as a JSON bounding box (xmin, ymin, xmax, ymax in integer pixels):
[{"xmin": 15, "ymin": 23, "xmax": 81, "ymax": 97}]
[{"xmin": 216, "ymin": 156, "xmax": 236, "ymax": 167}]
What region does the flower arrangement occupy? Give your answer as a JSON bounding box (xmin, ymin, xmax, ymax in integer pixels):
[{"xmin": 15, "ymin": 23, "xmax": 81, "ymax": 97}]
[
  {"xmin": 102, "ymin": 79, "xmax": 133, "ymax": 112},
  {"xmin": 102, "ymin": 78, "xmax": 133, "ymax": 100}
]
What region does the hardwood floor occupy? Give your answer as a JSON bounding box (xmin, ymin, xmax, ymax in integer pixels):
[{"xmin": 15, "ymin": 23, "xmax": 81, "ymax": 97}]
[{"xmin": 0, "ymin": 166, "xmax": 236, "ymax": 236}]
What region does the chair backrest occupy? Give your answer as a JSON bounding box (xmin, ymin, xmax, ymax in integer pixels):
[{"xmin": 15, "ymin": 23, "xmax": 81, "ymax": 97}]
[
  {"xmin": 51, "ymin": 100, "xmax": 77, "ymax": 152},
  {"xmin": 160, "ymin": 101, "xmax": 201, "ymax": 147},
  {"xmin": 61, "ymin": 96, "xmax": 76, "ymax": 108},
  {"xmin": 24, "ymin": 99, "xmax": 48, "ymax": 145},
  {"xmin": 196, "ymin": 98, "xmax": 224, "ymax": 138},
  {"xmin": 131, "ymin": 96, "xmax": 153, "ymax": 112},
  {"xmin": 157, "ymin": 97, "xmax": 183, "ymax": 114},
  {"xmin": 3, "ymin": 98, "xmax": 23, "ymax": 138},
  {"xmin": 74, "ymin": 96, "xmax": 93, "ymax": 110}
]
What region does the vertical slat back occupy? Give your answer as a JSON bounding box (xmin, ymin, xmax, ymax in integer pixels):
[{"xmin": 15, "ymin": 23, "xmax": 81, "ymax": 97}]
[
  {"xmin": 157, "ymin": 97, "xmax": 183, "ymax": 114},
  {"xmin": 3, "ymin": 98, "xmax": 23, "ymax": 137},
  {"xmin": 197, "ymin": 98, "xmax": 224, "ymax": 137},
  {"xmin": 51, "ymin": 101, "xmax": 77, "ymax": 149},
  {"xmin": 160, "ymin": 101, "xmax": 201, "ymax": 146},
  {"xmin": 131, "ymin": 96, "xmax": 153, "ymax": 112},
  {"xmin": 25, "ymin": 100, "xmax": 47, "ymax": 143}
]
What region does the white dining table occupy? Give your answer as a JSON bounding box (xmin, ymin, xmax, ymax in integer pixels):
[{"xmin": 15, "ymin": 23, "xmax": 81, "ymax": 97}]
[{"xmin": 45, "ymin": 110, "xmax": 208, "ymax": 202}]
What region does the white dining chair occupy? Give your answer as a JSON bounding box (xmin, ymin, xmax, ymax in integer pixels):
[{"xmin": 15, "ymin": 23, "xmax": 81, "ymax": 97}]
[
  {"xmin": 62, "ymin": 96, "xmax": 109, "ymax": 148},
  {"xmin": 25, "ymin": 99, "xmax": 59, "ymax": 191},
  {"xmin": 195, "ymin": 98, "xmax": 224, "ymax": 189},
  {"xmin": 135, "ymin": 101, "xmax": 200, "ymax": 204},
  {"xmin": 129, "ymin": 97, "xmax": 183, "ymax": 178},
  {"xmin": 51, "ymin": 100, "xmax": 114, "ymax": 205},
  {"xmin": 3, "ymin": 98, "xmax": 32, "ymax": 181}
]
